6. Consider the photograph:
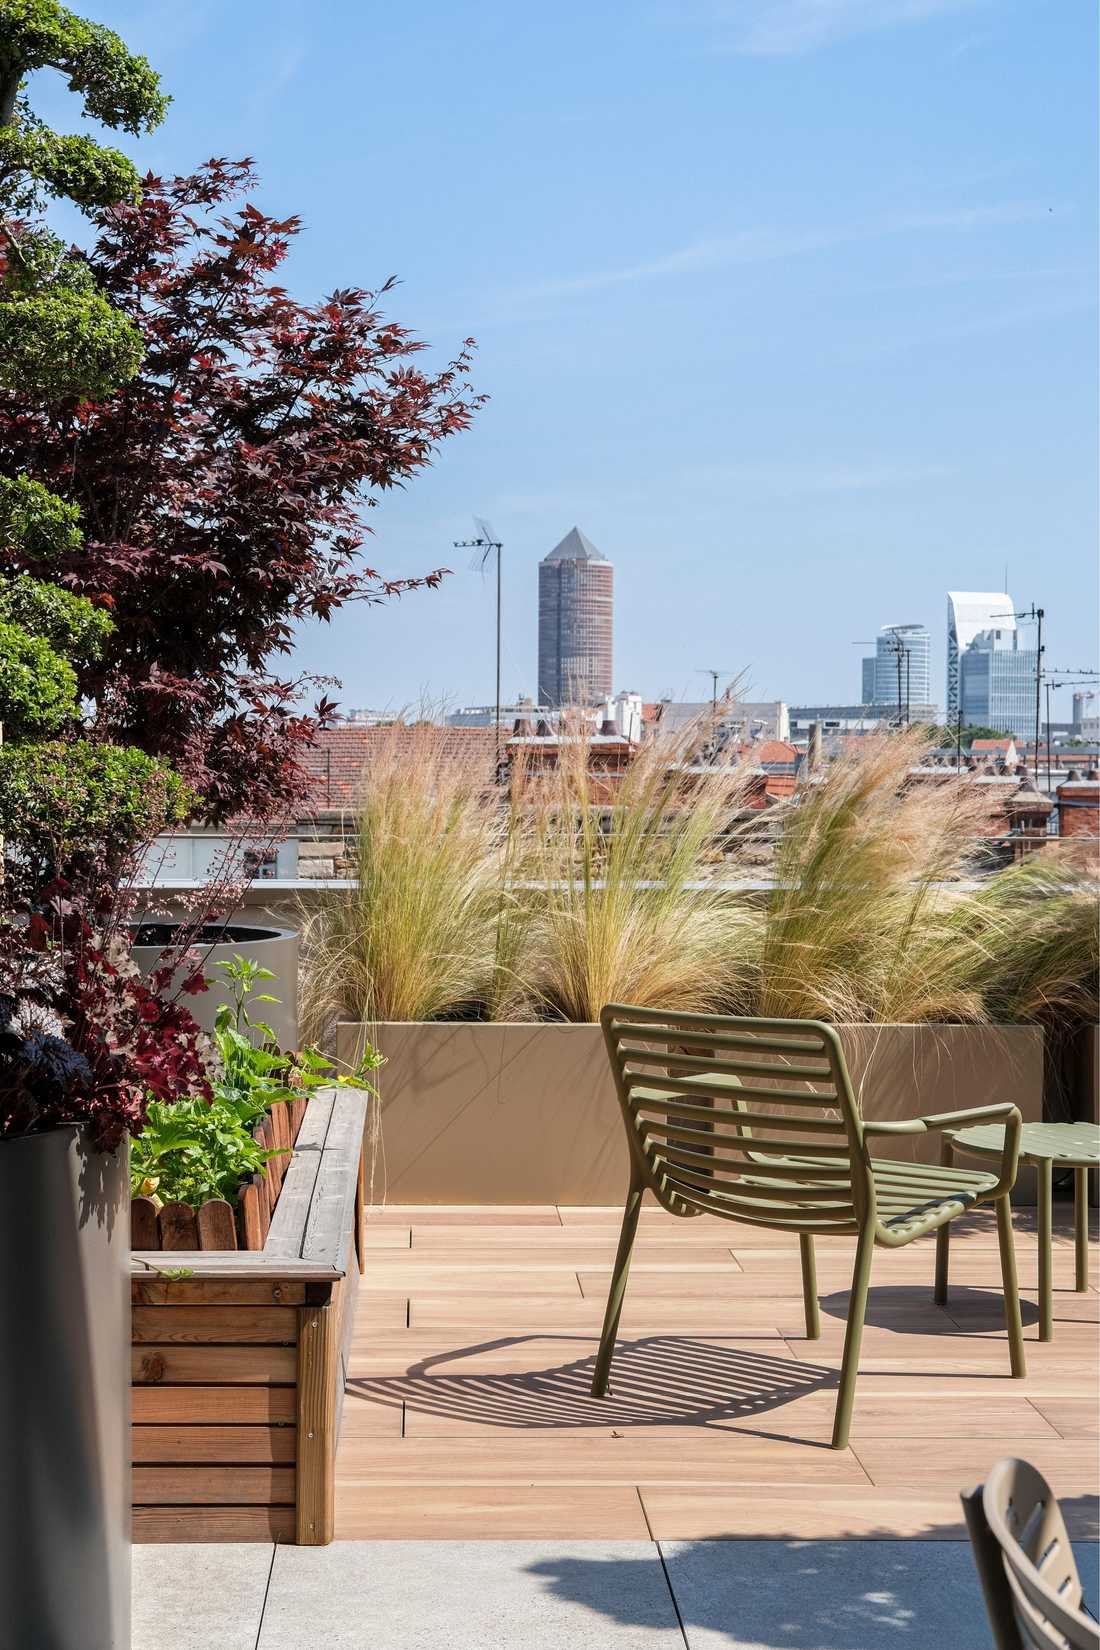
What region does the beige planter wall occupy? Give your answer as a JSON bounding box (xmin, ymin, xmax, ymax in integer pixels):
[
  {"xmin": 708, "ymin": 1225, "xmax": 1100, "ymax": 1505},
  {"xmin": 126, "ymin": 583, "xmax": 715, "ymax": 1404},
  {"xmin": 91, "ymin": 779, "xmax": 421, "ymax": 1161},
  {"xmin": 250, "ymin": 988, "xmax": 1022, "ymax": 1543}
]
[{"xmin": 337, "ymin": 1021, "xmax": 1044, "ymax": 1206}]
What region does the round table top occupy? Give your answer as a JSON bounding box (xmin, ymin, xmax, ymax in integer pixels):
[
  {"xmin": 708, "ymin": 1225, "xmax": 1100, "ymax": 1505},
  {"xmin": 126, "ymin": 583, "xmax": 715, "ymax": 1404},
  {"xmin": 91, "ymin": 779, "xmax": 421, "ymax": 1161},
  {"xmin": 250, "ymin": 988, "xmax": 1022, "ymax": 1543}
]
[{"xmin": 950, "ymin": 1119, "xmax": 1100, "ymax": 1167}]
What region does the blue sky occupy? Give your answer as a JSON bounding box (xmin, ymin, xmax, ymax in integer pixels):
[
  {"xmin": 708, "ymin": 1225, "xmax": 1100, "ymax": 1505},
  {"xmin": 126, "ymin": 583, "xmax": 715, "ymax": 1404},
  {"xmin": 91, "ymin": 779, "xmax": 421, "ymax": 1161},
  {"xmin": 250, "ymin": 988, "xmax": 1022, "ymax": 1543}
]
[{"xmin": 39, "ymin": 0, "xmax": 1099, "ymax": 714}]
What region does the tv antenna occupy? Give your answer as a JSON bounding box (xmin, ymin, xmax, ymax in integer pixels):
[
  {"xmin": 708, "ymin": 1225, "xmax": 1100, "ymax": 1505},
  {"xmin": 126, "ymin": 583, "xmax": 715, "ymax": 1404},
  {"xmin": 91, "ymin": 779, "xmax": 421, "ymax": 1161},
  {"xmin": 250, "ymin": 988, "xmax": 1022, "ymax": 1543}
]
[
  {"xmin": 454, "ymin": 517, "xmax": 504, "ymax": 769},
  {"xmin": 992, "ymin": 604, "xmax": 1044, "ymax": 764},
  {"xmin": 852, "ymin": 629, "xmax": 911, "ymax": 726},
  {"xmin": 696, "ymin": 669, "xmax": 735, "ymax": 721}
]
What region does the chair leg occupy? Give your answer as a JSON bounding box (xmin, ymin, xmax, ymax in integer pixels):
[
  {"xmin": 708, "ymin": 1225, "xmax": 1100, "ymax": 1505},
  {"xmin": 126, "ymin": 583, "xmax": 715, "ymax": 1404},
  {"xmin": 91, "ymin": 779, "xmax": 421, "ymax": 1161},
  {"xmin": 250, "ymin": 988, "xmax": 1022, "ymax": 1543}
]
[
  {"xmin": 591, "ymin": 1176, "xmax": 644, "ymax": 1398},
  {"xmin": 995, "ymin": 1194, "xmax": 1026, "ymax": 1378},
  {"xmin": 1037, "ymin": 1156, "xmax": 1053, "ymax": 1343},
  {"xmin": 1074, "ymin": 1165, "xmax": 1090, "ymax": 1293},
  {"xmin": 799, "ymin": 1233, "xmax": 820, "ymax": 1339},
  {"xmin": 934, "ymin": 1136, "xmax": 952, "ymax": 1305},
  {"xmin": 831, "ymin": 1223, "xmax": 874, "ymax": 1450}
]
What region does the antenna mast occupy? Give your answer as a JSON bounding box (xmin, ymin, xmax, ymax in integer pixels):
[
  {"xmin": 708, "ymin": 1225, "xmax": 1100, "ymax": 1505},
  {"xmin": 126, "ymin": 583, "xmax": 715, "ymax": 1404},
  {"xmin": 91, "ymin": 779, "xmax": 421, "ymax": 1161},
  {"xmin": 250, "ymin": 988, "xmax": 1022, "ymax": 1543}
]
[{"xmin": 454, "ymin": 517, "xmax": 504, "ymax": 772}]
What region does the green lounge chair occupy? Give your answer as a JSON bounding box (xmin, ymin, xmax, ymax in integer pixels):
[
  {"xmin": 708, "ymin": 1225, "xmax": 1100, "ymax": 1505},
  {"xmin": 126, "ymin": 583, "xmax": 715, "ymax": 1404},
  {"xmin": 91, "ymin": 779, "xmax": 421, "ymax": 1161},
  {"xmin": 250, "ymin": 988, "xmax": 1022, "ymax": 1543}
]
[
  {"xmin": 592, "ymin": 1006, "xmax": 1026, "ymax": 1449},
  {"xmin": 962, "ymin": 1455, "xmax": 1099, "ymax": 1650}
]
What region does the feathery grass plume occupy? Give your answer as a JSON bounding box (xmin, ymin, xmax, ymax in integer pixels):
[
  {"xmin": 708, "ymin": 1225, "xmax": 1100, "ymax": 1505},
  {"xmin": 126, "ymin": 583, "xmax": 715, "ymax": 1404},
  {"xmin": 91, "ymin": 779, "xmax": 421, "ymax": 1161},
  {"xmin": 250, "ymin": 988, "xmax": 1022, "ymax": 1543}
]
[
  {"xmin": 522, "ymin": 718, "xmax": 760, "ymax": 1022},
  {"xmin": 969, "ymin": 853, "xmax": 1099, "ymax": 1026},
  {"xmin": 759, "ymin": 730, "xmax": 1001, "ymax": 1023},
  {"xmin": 298, "ymin": 725, "xmax": 508, "ymax": 1034}
]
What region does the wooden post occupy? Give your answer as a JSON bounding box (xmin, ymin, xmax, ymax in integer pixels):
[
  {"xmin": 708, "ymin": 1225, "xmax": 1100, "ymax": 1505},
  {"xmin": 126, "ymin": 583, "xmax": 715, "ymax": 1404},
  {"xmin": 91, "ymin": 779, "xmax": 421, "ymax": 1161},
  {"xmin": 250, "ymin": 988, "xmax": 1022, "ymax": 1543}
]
[{"xmin": 295, "ymin": 1293, "xmax": 337, "ymax": 1544}]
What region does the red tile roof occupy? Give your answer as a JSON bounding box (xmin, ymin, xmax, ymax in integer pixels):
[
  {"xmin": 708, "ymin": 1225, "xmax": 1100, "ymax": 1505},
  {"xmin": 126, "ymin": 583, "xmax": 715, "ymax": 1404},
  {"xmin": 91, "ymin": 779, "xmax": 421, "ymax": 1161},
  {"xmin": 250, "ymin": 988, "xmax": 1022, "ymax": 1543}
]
[
  {"xmin": 751, "ymin": 739, "xmax": 800, "ymax": 766},
  {"xmin": 971, "ymin": 738, "xmax": 1015, "ymax": 753},
  {"xmin": 299, "ymin": 724, "xmax": 498, "ymax": 811}
]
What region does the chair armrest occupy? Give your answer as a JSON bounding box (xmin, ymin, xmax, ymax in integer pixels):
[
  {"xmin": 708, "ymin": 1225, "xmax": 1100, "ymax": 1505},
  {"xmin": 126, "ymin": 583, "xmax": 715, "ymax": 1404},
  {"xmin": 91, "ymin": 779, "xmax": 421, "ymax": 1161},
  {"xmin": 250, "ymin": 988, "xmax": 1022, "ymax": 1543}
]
[
  {"xmin": 863, "ymin": 1119, "xmax": 930, "ymax": 1137},
  {"xmin": 864, "ymin": 1104, "xmax": 1022, "ymax": 1197},
  {"xmin": 863, "ymin": 1102, "xmax": 1019, "ymax": 1137},
  {"xmin": 921, "ymin": 1102, "xmax": 1021, "ymax": 1132}
]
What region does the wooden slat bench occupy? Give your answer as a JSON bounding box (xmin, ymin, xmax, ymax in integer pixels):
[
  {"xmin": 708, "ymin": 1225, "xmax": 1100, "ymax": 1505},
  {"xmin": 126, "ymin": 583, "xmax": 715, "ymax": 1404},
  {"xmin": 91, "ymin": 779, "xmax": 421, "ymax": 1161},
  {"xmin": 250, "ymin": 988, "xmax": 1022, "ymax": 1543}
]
[{"xmin": 130, "ymin": 1088, "xmax": 368, "ymax": 1543}]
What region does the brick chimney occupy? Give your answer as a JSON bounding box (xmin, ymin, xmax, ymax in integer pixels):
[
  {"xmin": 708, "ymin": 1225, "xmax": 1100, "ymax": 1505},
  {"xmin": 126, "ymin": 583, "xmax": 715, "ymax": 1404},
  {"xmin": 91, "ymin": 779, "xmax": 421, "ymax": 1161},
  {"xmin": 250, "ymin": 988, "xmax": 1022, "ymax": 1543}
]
[{"xmin": 1057, "ymin": 768, "xmax": 1100, "ymax": 841}]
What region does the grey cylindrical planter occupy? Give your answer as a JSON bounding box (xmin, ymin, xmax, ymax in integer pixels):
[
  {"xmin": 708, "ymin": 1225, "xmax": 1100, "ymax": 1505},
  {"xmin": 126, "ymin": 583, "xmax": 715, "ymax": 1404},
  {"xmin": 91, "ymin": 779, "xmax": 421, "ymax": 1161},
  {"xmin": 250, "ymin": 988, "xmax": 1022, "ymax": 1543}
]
[
  {"xmin": 0, "ymin": 1127, "xmax": 131, "ymax": 1650},
  {"xmin": 132, "ymin": 920, "xmax": 299, "ymax": 1050}
]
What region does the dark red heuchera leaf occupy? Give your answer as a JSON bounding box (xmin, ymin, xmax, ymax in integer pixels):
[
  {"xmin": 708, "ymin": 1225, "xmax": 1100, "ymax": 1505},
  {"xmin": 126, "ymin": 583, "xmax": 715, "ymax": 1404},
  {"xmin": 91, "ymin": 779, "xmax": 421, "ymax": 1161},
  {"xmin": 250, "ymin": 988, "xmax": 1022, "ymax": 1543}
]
[
  {"xmin": 0, "ymin": 159, "xmax": 483, "ymax": 822},
  {"xmin": 1, "ymin": 906, "xmax": 212, "ymax": 1148},
  {"xmin": 63, "ymin": 921, "xmax": 212, "ymax": 1149}
]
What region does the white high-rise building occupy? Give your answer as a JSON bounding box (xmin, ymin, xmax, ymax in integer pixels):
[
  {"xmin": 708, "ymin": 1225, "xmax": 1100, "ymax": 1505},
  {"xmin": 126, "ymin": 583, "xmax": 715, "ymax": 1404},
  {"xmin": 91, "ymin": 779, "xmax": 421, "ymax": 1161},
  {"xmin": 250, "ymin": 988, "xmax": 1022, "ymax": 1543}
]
[
  {"xmin": 946, "ymin": 592, "xmax": 1015, "ymax": 721},
  {"xmin": 861, "ymin": 624, "xmax": 932, "ymax": 714}
]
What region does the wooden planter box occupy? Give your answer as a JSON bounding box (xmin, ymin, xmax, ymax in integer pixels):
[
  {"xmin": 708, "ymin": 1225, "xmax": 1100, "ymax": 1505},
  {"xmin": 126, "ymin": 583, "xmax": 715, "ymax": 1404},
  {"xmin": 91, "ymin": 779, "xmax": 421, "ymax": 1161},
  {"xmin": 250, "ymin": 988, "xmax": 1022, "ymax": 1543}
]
[
  {"xmin": 130, "ymin": 1088, "xmax": 367, "ymax": 1544},
  {"xmin": 132, "ymin": 1093, "xmax": 308, "ymax": 1251}
]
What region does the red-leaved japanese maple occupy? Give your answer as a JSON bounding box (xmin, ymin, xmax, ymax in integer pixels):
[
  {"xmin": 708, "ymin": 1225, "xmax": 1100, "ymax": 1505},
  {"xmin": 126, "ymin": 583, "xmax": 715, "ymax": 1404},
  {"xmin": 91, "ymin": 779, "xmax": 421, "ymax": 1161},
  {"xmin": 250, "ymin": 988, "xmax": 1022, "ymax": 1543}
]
[{"xmin": 0, "ymin": 158, "xmax": 482, "ymax": 822}]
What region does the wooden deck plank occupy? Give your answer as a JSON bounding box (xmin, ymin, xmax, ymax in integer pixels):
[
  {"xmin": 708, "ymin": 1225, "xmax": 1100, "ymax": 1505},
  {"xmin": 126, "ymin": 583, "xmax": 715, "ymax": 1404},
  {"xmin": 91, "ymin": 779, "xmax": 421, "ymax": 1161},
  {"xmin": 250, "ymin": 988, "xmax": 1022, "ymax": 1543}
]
[
  {"xmin": 335, "ymin": 1433, "xmax": 872, "ymax": 1484},
  {"xmin": 369, "ymin": 1206, "xmax": 564, "ymax": 1226},
  {"xmin": 132, "ymin": 1426, "xmax": 296, "ymax": 1464},
  {"xmin": 301, "ymin": 1093, "xmax": 368, "ymax": 1268},
  {"xmin": 333, "ymin": 1204, "xmax": 1099, "ymax": 1542},
  {"xmin": 853, "ymin": 1440, "xmax": 1099, "ymax": 1496},
  {"xmin": 366, "ymin": 1268, "xmax": 586, "ymax": 1297},
  {"xmin": 133, "ymin": 1507, "xmax": 295, "ymax": 1543},
  {"xmin": 263, "ymin": 1089, "xmax": 335, "ymax": 1259},
  {"xmin": 132, "ymin": 1385, "xmax": 296, "ymax": 1424},
  {"xmin": 132, "ymin": 1306, "xmax": 298, "ymax": 1345},
  {"xmin": 1031, "ymin": 1399, "xmax": 1099, "ymax": 1438},
  {"xmin": 395, "ymin": 1394, "xmax": 1062, "ymax": 1443},
  {"xmin": 639, "ymin": 1485, "xmax": 1098, "ymax": 1541},
  {"xmin": 404, "ymin": 1298, "xmax": 788, "ymax": 1334},
  {"xmin": 133, "ymin": 1466, "xmax": 295, "ymax": 1504},
  {"xmin": 334, "ymin": 1484, "xmax": 650, "ymax": 1539},
  {"xmin": 364, "ymin": 1226, "xmax": 413, "ymax": 1249},
  {"xmin": 132, "ymin": 1345, "xmax": 296, "ymax": 1384}
]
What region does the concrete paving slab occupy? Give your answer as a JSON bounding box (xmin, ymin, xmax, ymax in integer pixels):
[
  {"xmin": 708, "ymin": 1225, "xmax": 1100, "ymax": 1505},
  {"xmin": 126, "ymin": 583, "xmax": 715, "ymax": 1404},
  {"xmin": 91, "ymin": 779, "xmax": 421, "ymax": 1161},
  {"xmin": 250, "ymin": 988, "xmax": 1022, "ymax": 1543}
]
[
  {"xmin": 661, "ymin": 1538, "xmax": 1100, "ymax": 1650},
  {"xmin": 258, "ymin": 1540, "xmax": 683, "ymax": 1648},
  {"xmin": 133, "ymin": 1543, "xmax": 273, "ymax": 1650}
]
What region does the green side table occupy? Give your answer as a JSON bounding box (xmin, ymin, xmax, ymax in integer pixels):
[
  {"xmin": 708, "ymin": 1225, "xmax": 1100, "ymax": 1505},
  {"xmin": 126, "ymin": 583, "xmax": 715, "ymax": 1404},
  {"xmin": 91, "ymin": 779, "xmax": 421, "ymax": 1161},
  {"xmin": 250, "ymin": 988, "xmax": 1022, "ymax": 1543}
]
[{"xmin": 942, "ymin": 1121, "xmax": 1099, "ymax": 1342}]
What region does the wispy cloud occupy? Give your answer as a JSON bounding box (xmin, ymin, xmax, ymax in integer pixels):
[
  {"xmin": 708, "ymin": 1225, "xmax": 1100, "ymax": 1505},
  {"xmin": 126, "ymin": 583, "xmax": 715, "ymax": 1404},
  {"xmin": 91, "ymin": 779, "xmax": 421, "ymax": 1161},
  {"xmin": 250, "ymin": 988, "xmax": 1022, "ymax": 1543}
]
[
  {"xmin": 698, "ymin": 0, "xmax": 982, "ymax": 57},
  {"xmin": 506, "ymin": 201, "xmax": 1054, "ymax": 305},
  {"xmin": 244, "ymin": 36, "xmax": 306, "ymax": 125},
  {"xmin": 880, "ymin": 292, "xmax": 1098, "ymax": 356},
  {"xmin": 686, "ymin": 458, "xmax": 957, "ymax": 494}
]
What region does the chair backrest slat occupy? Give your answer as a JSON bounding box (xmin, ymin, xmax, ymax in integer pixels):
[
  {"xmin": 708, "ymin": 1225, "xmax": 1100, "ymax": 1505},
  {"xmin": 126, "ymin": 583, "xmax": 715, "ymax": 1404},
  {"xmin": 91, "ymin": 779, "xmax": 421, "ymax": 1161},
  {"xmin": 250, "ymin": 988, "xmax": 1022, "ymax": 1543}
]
[
  {"xmin": 640, "ymin": 1119, "xmax": 854, "ymax": 1157},
  {"xmin": 602, "ymin": 1005, "xmax": 872, "ymax": 1233},
  {"xmin": 966, "ymin": 1457, "xmax": 1098, "ymax": 1650},
  {"xmin": 626, "ymin": 1073, "xmax": 838, "ymax": 1107}
]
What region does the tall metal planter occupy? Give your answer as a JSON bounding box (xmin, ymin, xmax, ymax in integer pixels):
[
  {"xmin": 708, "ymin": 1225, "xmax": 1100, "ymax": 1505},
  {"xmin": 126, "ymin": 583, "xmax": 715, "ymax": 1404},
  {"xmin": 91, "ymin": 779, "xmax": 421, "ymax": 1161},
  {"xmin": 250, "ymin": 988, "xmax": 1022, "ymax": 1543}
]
[{"xmin": 0, "ymin": 1127, "xmax": 131, "ymax": 1650}]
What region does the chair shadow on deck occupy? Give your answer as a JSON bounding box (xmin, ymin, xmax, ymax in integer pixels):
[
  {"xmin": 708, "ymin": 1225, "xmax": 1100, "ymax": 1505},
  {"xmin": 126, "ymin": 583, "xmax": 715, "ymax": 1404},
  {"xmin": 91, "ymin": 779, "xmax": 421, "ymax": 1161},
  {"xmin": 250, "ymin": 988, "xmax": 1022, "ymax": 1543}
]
[
  {"xmin": 346, "ymin": 1334, "xmax": 838, "ymax": 1442},
  {"xmin": 817, "ymin": 1281, "xmax": 1043, "ymax": 1331}
]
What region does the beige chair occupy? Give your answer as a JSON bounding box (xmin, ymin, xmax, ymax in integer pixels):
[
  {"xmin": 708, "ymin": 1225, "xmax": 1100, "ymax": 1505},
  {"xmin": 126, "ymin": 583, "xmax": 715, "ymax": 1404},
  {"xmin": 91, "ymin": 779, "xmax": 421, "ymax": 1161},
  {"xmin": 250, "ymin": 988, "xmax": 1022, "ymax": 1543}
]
[{"xmin": 962, "ymin": 1456, "xmax": 1099, "ymax": 1650}]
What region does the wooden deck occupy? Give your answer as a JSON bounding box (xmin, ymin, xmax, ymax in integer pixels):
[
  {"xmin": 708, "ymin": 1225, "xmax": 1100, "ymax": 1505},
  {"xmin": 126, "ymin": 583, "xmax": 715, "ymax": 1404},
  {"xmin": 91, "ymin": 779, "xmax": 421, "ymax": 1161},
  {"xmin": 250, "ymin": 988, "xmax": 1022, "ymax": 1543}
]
[{"xmin": 337, "ymin": 1200, "xmax": 1099, "ymax": 1541}]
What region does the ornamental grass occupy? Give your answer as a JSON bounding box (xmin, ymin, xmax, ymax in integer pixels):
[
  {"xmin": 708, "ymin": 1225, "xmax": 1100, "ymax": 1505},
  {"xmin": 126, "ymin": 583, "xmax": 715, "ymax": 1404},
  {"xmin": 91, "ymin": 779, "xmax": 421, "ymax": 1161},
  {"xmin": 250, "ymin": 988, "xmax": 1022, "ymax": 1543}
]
[
  {"xmin": 299, "ymin": 725, "xmax": 510, "ymax": 1034},
  {"xmin": 516, "ymin": 729, "xmax": 760, "ymax": 1022},
  {"xmin": 300, "ymin": 722, "xmax": 1098, "ymax": 1036}
]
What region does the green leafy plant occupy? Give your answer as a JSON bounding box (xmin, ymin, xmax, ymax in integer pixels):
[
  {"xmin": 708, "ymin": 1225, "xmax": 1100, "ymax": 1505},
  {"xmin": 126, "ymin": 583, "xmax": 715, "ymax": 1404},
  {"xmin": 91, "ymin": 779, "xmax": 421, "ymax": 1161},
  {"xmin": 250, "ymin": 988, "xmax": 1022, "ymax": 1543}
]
[
  {"xmin": 0, "ymin": 739, "xmax": 193, "ymax": 875},
  {"xmin": 130, "ymin": 955, "xmax": 382, "ymax": 1210},
  {"xmin": 0, "ymin": 0, "xmax": 168, "ymax": 215},
  {"xmin": 0, "ymin": 573, "xmax": 112, "ymax": 663},
  {"xmin": 0, "ymin": 616, "xmax": 75, "ymax": 735}
]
